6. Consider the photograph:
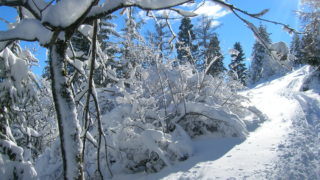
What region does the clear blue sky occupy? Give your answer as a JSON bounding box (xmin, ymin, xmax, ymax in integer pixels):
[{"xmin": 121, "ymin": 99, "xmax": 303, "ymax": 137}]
[{"xmin": 0, "ymin": 0, "xmax": 300, "ymax": 75}]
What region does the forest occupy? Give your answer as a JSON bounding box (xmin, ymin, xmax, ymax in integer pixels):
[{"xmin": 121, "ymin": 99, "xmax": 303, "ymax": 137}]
[{"xmin": 0, "ymin": 0, "xmax": 319, "ymax": 179}]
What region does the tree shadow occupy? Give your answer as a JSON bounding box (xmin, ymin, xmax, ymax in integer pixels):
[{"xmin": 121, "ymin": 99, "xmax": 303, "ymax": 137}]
[{"xmin": 113, "ymin": 136, "xmax": 244, "ymax": 180}]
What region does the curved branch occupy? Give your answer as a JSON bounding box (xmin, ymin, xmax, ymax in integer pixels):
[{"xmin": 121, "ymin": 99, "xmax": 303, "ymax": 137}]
[
  {"xmin": 211, "ymin": 0, "xmax": 298, "ymax": 33},
  {"xmin": 41, "ymin": 0, "xmax": 99, "ymax": 32},
  {"xmin": 85, "ymin": 0, "xmax": 192, "ymax": 23}
]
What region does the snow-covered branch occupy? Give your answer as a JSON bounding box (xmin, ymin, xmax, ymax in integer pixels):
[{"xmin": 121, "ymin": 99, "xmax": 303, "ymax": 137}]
[
  {"xmin": 0, "ymin": 19, "xmax": 52, "ymax": 45},
  {"xmin": 41, "ymin": 0, "xmax": 97, "ymax": 28},
  {"xmin": 86, "ymin": 0, "xmax": 192, "ymax": 21}
]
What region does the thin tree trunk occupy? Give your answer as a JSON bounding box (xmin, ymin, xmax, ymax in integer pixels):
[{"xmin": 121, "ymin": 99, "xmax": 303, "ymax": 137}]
[{"xmin": 49, "ymin": 40, "xmax": 83, "ymax": 180}]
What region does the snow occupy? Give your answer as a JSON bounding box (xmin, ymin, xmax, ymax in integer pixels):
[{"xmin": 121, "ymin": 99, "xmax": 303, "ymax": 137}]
[
  {"xmin": 228, "ymin": 48, "xmax": 240, "ymax": 57},
  {"xmin": 128, "ymin": 0, "xmax": 191, "ymax": 9},
  {"xmin": 110, "ymin": 66, "xmax": 320, "ymax": 179},
  {"xmin": 174, "ymin": 102, "xmax": 248, "ymax": 138},
  {"xmin": 271, "ymin": 41, "xmax": 289, "ymax": 61},
  {"xmin": 0, "ymin": 140, "xmax": 38, "ymax": 180},
  {"xmin": 170, "ymin": 8, "xmax": 197, "ymax": 17},
  {"xmin": 11, "ymin": 57, "xmax": 28, "ymax": 83},
  {"xmin": 0, "ymin": 156, "xmax": 38, "ymax": 180},
  {"xmin": 50, "ymin": 44, "xmax": 83, "ymax": 179},
  {"xmin": 0, "ymin": 41, "xmax": 11, "ymax": 52},
  {"xmin": 0, "ymin": 19, "xmax": 52, "ymax": 45},
  {"xmin": 42, "ymin": 0, "xmax": 94, "ymax": 28},
  {"xmin": 88, "ymin": 0, "xmax": 191, "ymax": 18},
  {"xmin": 78, "ymin": 24, "xmax": 93, "ymax": 38}
]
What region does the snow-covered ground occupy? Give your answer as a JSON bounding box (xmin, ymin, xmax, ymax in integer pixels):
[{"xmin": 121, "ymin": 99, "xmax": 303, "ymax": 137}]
[{"xmin": 113, "ymin": 66, "xmax": 320, "ymax": 180}]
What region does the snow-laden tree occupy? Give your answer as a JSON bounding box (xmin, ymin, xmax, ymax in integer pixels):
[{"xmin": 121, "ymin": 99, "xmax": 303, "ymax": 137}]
[
  {"xmin": 206, "ymin": 34, "xmax": 225, "ymax": 77},
  {"xmin": 228, "ymin": 42, "xmax": 247, "ymax": 86},
  {"xmin": 249, "ymin": 25, "xmax": 272, "ymax": 84},
  {"xmin": 0, "ymin": 44, "xmax": 40, "ymax": 179},
  {"xmin": 297, "ymin": 0, "xmax": 320, "ymax": 91},
  {"xmin": 146, "ymin": 19, "xmax": 172, "ymax": 61},
  {"xmin": 195, "ymin": 15, "xmax": 220, "ymax": 71},
  {"xmin": 299, "ymin": 0, "xmax": 320, "ymax": 67},
  {"xmin": 249, "ymin": 25, "xmax": 292, "ymax": 85},
  {"xmin": 94, "ymin": 15, "xmax": 120, "ymax": 87},
  {"xmin": 117, "ymin": 7, "xmax": 146, "ymax": 80},
  {"xmin": 176, "ymin": 17, "xmax": 198, "ymax": 65},
  {"xmin": 290, "ymin": 33, "xmax": 303, "ymax": 67}
]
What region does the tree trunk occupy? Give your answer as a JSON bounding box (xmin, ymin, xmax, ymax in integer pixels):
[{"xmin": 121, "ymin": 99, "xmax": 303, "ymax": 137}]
[{"xmin": 49, "ymin": 40, "xmax": 83, "ymax": 180}]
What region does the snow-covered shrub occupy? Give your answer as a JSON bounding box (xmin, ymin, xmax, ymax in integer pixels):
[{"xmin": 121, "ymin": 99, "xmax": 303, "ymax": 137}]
[
  {"xmin": 87, "ymin": 57, "xmax": 265, "ymax": 174},
  {"xmin": 33, "ymin": 35, "xmax": 264, "ymax": 177},
  {"xmin": 93, "ymin": 89, "xmax": 194, "ymax": 174},
  {"xmin": 139, "ymin": 62, "xmax": 249, "ymax": 138},
  {"xmin": 111, "ymin": 122, "xmax": 192, "ymax": 173},
  {"xmin": 32, "ymin": 21, "xmax": 263, "ymax": 176}
]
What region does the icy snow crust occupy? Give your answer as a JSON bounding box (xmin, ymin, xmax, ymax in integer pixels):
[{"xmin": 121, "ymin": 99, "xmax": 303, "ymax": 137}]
[{"xmin": 111, "ymin": 66, "xmax": 320, "ymax": 179}]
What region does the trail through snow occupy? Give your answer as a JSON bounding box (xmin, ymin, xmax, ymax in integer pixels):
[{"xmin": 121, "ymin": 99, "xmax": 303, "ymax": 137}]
[{"xmin": 113, "ymin": 66, "xmax": 320, "ymax": 180}]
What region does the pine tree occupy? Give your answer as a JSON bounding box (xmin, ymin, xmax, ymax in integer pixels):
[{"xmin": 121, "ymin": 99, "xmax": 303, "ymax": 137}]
[
  {"xmin": 229, "ymin": 42, "xmax": 247, "ymax": 85},
  {"xmin": 98, "ymin": 15, "xmax": 120, "ymax": 55},
  {"xmin": 176, "ymin": 17, "xmax": 198, "ymax": 65},
  {"xmin": 94, "ymin": 15, "xmax": 120, "ymax": 86},
  {"xmin": 206, "ymin": 34, "xmax": 225, "ymax": 77},
  {"xmin": 299, "ymin": 0, "xmax": 320, "ymax": 67},
  {"xmin": 249, "ymin": 25, "xmax": 272, "ymax": 84},
  {"xmin": 43, "ymin": 15, "xmax": 119, "ymax": 80},
  {"xmin": 118, "ymin": 7, "xmax": 146, "ymax": 80},
  {"xmin": 290, "ymin": 34, "xmax": 303, "ymax": 67},
  {"xmin": 195, "ymin": 15, "xmax": 219, "ymax": 71},
  {"xmin": 0, "ymin": 44, "xmax": 39, "ymax": 179},
  {"xmin": 146, "ymin": 20, "xmax": 171, "ymax": 62}
]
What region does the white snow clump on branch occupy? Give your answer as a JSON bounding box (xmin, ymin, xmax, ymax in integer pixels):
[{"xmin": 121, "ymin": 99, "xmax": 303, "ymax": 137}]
[{"xmin": 42, "ymin": 0, "xmax": 94, "ymax": 27}]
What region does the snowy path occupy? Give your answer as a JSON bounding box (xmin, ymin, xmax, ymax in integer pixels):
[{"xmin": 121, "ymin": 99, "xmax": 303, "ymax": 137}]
[{"xmin": 113, "ymin": 67, "xmax": 320, "ymax": 180}]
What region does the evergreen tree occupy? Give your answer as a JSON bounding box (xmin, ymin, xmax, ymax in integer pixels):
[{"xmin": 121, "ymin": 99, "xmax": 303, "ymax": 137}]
[
  {"xmin": 176, "ymin": 17, "xmax": 198, "ymax": 65},
  {"xmin": 290, "ymin": 33, "xmax": 303, "ymax": 67},
  {"xmin": 0, "ymin": 44, "xmax": 41, "ymax": 178},
  {"xmin": 146, "ymin": 20, "xmax": 171, "ymax": 62},
  {"xmin": 118, "ymin": 7, "xmax": 145, "ymax": 80},
  {"xmin": 206, "ymin": 34, "xmax": 225, "ymax": 77},
  {"xmin": 42, "ymin": 15, "xmax": 119, "ymax": 80},
  {"xmin": 94, "ymin": 15, "xmax": 120, "ymax": 86},
  {"xmin": 195, "ymin": 15, "xmax": 219, "ymax": 71},
  {"xmin": 299, "ymin": 0, "xmax": 320, "ymax": 67},
  {"xmin": 228, "ymin": 42, "xmax": 247, "ymax": 85},
  {"xmin": 98, "ymin": 15, "xmax": 120, "ymax": 56},
  {"xmin": 249, "ymin": 25, "xmax": 272, "ymax": 84}
]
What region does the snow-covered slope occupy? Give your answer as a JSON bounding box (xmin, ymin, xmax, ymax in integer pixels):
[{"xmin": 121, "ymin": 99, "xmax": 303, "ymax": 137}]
[{"xmin": 113, "ymin": 66, "xmax": 320, "ymax": 180}]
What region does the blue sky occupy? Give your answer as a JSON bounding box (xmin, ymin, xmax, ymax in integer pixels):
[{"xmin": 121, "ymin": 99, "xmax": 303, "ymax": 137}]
[
  {"xmin": 0, "ymin": 0, "xmax": 300, "ymax": 75},
  {"xmin": 214, "ymin": 0, "xmax": 300, "ymax": 66}
]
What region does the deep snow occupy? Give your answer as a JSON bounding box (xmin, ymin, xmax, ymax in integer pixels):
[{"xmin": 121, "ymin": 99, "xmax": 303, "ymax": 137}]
[{"xmin": 112, "ymin": 66, "xmax": 320, "ymax": 180}]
